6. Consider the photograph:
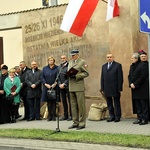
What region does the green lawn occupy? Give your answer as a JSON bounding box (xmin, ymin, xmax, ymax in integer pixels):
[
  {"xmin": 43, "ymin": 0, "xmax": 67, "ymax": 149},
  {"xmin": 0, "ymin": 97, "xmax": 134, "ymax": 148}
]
[{"xmin": 0, "ymin": 129, "xmax": 149, "ymax": 148}]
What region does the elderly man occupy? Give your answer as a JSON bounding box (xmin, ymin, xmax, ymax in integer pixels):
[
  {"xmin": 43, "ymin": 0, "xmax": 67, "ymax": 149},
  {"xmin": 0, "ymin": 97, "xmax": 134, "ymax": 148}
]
[
  {"xmin": 128, "ymin": 53, "xmax": 149, "ymax": 125},
  {"xmin": 68, "ymin": 49, "xmax": 89, "ymax": 130},
  {"xmin": 138, "ymin": 50, "xmax": 150, "ymax": 122},
  {"xmin": 19, "ymin": 61, "xmax": 30, "ymax": 120},
  {"xmin": 58, "ymin": 55, "xmax": 72, "ymax": 121},
  {"xmin": 25, "ymin": 61, "xmax": 42, "ymax": 121}
]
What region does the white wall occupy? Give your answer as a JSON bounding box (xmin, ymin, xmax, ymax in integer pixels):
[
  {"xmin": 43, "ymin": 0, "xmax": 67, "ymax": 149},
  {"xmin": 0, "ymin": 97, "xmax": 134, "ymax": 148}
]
[
  {"xmin": 0, "ymin": 0, "xmax": 68, "ymax": 69},
  {"xmin": 0, "ymin": 29, "xmax": 23, "ymax": 69},
  {"xmin": 0, "ymin": 0, "xmax": 42, "ymax": 14},
  {"xmin": 0, "ymin": 0, "xmax": 69, "ymax": 14},
  {"xmin": 58, "ymin": 0, "xmax": 68, "ymax": 4}
]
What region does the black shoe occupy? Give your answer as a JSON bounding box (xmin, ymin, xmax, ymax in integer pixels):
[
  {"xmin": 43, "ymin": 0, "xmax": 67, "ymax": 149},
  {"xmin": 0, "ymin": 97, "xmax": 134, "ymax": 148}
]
[
  {"xmin": 22, "ymin": 117, "xmax": 27, "ymax": 120},
  {"xmin": 76, "ymin": 126, "xmax": 85, "ymax": 130},
  {"xmin": 36, "ymin": 118, "xmax": 42, "ymax": 120},
  {"xmin": 139, "ymin": 121, "xmax": 148, "ymax": 125},
  {"xmin": 107, "ymin": 118, "xmax": 115, "ymax": 122},
  {"xmin": 114, "ymin": 119, "xmax": 120, "ymax": 122},
  {"xmin": 59, "ymin": 117, "xmax": 68, "ymax": 121},
  {"xmin": 68, "ymin": 125, "xmax": 78, "ymax": 129},
  {"xmin": 11, "ymin": 118, "xmax": 16, "ymax": 123},
  {"xmin": 67, "ymin": 116, "xmax": 72, "ymax": 121},
  {"xmin": 27, "ymin": 118, "xmax": 35, "ymax": 121},
  {"xmin": 133, "ymin": 120, "xmax": 142, "ymax": 124},
  {"xmin": 47, "ymin": 118, "xmax": 52, "ymax": 121},
  {"xmin": 52, "ymin": 117, "xmax": 56, "ymax": 121},
  {"xmin": 15, "ymin": 115, "xmax": 22, "ymax": 119}
]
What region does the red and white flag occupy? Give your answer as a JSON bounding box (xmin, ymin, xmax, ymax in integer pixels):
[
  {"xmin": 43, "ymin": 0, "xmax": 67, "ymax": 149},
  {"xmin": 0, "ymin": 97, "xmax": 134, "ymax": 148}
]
[
  {"xmin": 106, "ymin": 0, "xmax": 120, "ymax": 21},
  {"xmin": 60, "ymin": 0, "xmax": 99, "ymax": 37}
]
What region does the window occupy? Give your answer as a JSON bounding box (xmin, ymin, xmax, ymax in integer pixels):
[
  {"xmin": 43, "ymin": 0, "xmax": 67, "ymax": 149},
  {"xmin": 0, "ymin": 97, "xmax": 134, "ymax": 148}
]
[{"xmin": 42, "ymin": 0, "xmax": 49, "ymax": 6}]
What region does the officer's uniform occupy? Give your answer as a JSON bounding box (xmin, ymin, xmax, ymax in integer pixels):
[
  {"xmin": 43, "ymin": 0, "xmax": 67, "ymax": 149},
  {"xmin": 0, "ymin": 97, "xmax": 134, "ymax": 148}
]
[{"xmin": 68, "ymin": 50, "xmax": 89, "ymax": 129}]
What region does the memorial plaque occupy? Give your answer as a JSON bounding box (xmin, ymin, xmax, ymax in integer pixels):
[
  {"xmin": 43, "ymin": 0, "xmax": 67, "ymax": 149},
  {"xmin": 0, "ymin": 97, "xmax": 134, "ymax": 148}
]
[{"xmin": 20, "ymin": 3, "xmax": 109, "ymax": 97}]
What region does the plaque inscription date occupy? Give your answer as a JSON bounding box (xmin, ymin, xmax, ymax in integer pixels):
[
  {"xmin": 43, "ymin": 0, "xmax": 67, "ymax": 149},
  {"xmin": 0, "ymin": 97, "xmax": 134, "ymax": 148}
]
[
  {"xmin": 24, "ymin": 15, "xmax": 63, "ymax": 34},
  {"xmin": 25, "ymin": 22, "xmax": 40, "ymax": 34}
]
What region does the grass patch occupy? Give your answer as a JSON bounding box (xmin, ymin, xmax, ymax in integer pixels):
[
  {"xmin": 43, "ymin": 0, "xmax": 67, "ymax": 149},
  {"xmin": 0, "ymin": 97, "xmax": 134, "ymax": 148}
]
[{"xmin": 0, "ymin": 129, "xmax": 150, "ymax": 148}]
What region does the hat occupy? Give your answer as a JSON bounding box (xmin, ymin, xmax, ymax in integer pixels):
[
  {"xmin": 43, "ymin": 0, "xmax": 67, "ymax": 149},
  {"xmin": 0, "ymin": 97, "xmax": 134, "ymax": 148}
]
[
  {"xmin": 138, "ymin": 50, "xmax": 147, "ymax": 55},
  {"xmin": 1, "ymin": 65, "xmax": 8, "ymax": 70},
  {"xmin": 70, "ymin": 49, "xmax": 79, "ymax": 55}
]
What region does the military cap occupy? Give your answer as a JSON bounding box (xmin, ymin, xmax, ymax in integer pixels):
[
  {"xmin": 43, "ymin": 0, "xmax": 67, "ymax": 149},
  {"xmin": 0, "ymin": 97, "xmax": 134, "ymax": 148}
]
[{"xmin": 70, "ymin": 49, "xmax": 79, "ymax": 55}]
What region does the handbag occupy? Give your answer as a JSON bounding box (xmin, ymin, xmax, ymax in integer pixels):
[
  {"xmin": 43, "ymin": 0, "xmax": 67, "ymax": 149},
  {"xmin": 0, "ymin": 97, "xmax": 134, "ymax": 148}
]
[
  {"xmin": 6, "ymin": 94, "xmax": 14, "ymax": 104},
  {"xmin": 46, "ymin": 65, "xmax": 64, "ymax": 101},
  {"xmin": 47, "ymin": 88, "xmax": 56, "ymax": 100}
]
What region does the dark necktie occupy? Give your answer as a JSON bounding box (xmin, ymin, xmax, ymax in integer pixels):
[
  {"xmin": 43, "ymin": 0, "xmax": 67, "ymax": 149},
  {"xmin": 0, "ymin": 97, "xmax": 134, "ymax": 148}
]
[{"xmin": 108, "ymin": 62, "xmax": 112, "ymax": 69}]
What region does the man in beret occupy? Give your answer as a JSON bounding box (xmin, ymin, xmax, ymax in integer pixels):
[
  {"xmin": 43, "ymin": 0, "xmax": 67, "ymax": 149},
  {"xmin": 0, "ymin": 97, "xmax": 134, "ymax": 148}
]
[
  {"xmin": 138, "ymin": 50, "xmax": 150, "ymax": 122},
  {"xmin": 138, "ymin": 50, "xmax": 147, "ymax": 62},
  {"xmin": 68, "ymin": 49, "xmax": 89, "ymax": 130}
]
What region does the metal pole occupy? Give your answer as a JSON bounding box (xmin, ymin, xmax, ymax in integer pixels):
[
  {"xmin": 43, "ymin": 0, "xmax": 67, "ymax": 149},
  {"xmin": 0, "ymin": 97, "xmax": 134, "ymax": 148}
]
[
  {"xmin": 102, "ymin": 0, "xmax": 108, "ymax": 3},
  {"xmin": 148, "ymin": 34, "xmax": 150, "ymax": 111},
  {"xmin": 56, "ymin": 102, "xmax": 60, "ymax": 132}
]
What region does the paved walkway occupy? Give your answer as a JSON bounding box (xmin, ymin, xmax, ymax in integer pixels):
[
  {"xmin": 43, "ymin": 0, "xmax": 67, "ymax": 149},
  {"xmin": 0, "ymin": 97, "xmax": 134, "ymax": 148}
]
[
  {"xmin": 0, "ymin": 107, "xmax": 149, "ymax": 150},
  {"xmin": 0, "ymin": 138, "xmax": 148, "ymax": 150}
]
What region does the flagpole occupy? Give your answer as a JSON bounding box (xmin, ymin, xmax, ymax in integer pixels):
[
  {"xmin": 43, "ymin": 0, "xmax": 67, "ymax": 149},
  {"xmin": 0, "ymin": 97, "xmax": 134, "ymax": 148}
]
[{"xmin": 102, "ymin": 0, "xmax": 108, "ymax": 3}]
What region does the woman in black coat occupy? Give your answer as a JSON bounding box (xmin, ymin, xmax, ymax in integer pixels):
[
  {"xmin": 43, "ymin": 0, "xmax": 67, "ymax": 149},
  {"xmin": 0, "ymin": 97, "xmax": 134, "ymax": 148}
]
[
  {"xmin": 128, "ymin": 53, "xmax": 149, "ymax": 125},
  {"xmin": 41, "ymin": 56, "xmax": 60, "ymax": 121}
]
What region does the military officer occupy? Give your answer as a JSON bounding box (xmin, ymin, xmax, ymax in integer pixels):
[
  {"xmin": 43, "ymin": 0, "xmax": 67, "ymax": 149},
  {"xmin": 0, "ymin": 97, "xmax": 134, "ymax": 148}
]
[{"xmin": 68, "ymin": 49, "xmax": 89, "ymax": 130}]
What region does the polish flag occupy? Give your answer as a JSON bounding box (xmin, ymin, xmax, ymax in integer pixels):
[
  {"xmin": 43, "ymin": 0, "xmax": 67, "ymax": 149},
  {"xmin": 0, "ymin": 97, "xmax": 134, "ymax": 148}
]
[
  {"xmin": 106, "ymin": 0, "xmax": 120, "ymax": 21},
  {"xmin": 60, "ymin": 0, "xmax": 99, "ymax": 37}
]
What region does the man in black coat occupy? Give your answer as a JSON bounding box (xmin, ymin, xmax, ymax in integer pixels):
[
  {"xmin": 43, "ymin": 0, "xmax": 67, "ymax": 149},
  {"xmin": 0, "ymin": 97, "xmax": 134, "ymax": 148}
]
[
  {"xmin": 128, "ymin": 53, "xmax": 149, "ymax": 125},
  {"xmin": 25, "ymin": 61, "xmax": 42, "ymax": 121},
  {"xmin": 0, "ymin": 65, "xmax": 10, "ymax": 124},
  {"xmin": 58, "ymin": 55, "xmax": 72, "ymax": 121},
  {"xmin": 19, "ymin": 61, "xmax": 30, "ymax": 120},
  {"xmin": 138, "ymin": 50, "xmax": 150, "ymax": 121},
  {"xmin": 101, "ymin": 53, "xmax": 123, "ymax": 122}
]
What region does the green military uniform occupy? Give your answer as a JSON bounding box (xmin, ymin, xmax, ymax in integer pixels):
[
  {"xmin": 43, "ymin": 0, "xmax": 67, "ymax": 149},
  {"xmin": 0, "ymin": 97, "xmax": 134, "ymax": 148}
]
[{"xmin": 68, "ymin": 57, "xmax": 89, "ymax": 127}]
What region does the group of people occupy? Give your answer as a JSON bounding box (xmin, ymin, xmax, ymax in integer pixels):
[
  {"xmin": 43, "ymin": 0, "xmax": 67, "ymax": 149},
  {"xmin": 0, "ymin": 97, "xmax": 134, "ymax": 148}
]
[
  {"xmin": 0, "ymin": 48, "xmax": 149, "ymax": 129},
  {"xmin": 101, "ymin": 50, "xmax": 149, "ymax": 125},
  {"xmin": 0, "ymin": 49, "xmax": 89, "ymax": 130}
]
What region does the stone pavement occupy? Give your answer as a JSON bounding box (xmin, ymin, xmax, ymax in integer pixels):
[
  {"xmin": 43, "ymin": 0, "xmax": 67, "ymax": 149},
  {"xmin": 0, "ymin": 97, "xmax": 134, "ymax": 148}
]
[
  {"xmin": 0, "ymin": 138, "xmax": 148, "ymax": 150},
  {"xmin": 0, "ymin": 107, "xmax": 149, "ymax": 150}
]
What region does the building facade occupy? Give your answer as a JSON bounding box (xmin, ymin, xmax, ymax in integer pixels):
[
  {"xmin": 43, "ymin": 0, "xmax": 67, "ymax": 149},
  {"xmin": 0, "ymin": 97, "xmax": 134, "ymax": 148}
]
[{"xmin": 0, "ymin": 0, "xmax": 148, "ymax": 117}]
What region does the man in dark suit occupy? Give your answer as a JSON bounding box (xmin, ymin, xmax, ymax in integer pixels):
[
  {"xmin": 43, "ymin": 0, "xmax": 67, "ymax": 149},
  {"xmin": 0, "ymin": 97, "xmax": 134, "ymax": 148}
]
[
  {"xmin": 25, "ymin": 61, "xmax": 42, "ymax": 121},
  {"xmin": 19, "ymin": 61, "xmax": 30, "ymax": 120},
  {"xmin": 58, "ymin": 55, "xmax": 72, "ymax": 121},
  {"xmin": 101, "ymin": 52, "xmax": 123, "ymax": 122}
]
